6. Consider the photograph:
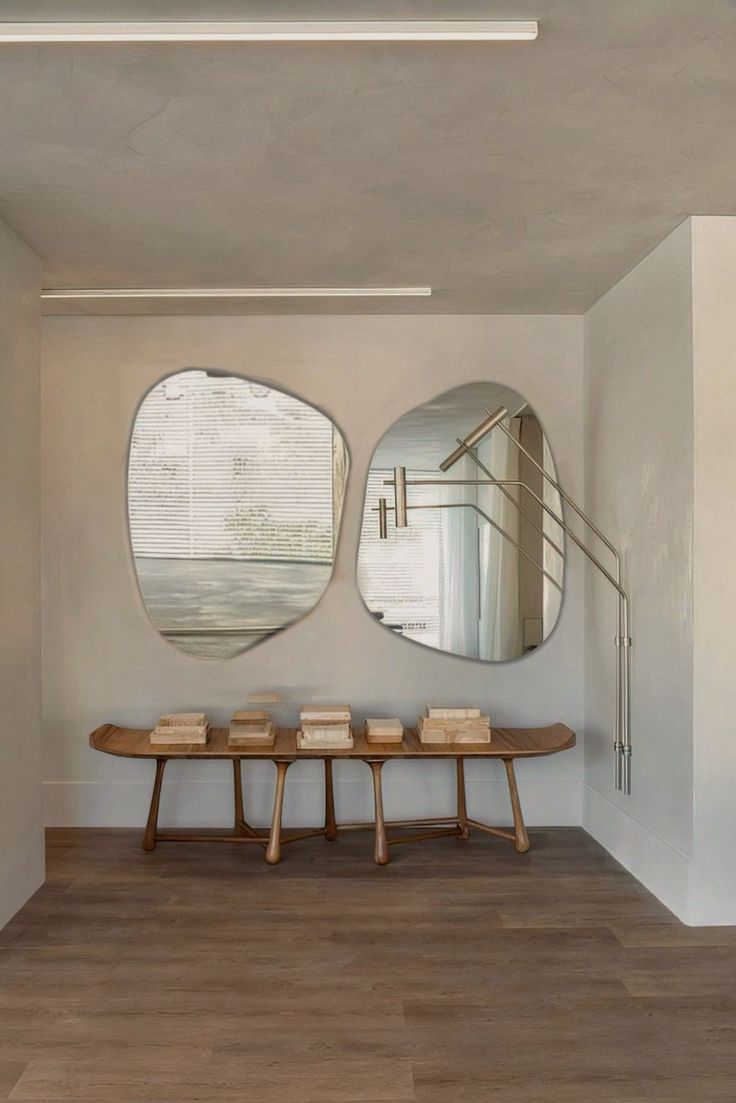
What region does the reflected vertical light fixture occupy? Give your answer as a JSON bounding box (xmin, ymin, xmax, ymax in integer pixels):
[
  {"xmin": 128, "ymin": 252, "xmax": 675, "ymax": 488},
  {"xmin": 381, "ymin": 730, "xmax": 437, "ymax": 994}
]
[
  {"xmin": 378, "ymin": 498, "xmax": 388, "ymax": 540},
  {"xmin": 394, "ymin": 467, "xmax": 408, "ymax": 528}
]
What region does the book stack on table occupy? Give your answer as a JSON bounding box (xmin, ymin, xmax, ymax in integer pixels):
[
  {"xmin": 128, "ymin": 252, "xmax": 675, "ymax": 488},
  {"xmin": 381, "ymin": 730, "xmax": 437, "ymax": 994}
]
[
  {"xmin": 150, "ymin": 713, "xmax": 210, "ymax": 745},
  {"xmin": 418, "ymin": 707, "xmax": 492, "ymax": 745},
  {"xmin": 365, "ymin": 718, "xmax": 404, "ymax": 745},
  {"xmin": 228, "ymin": 710, "xmax": 276, "ymax": 748},
  {"xmin": 298, "ymin": 705, "xmax": 354, "ymax": 749}
]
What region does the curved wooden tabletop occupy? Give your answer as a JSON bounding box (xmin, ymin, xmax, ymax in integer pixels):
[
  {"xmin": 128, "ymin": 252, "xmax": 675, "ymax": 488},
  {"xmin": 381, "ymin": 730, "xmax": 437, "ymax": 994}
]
[{"xmin": 90, "ymin": 723, "xmax": 575, "ymax": 761}]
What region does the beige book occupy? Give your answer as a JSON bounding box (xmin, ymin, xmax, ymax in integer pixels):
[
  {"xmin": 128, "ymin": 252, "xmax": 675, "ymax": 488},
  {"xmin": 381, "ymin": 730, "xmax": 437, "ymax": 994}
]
[
  {"xmin": 232, "ymin": 710, "xmax": 270, "ymax": 723},
  {"xmin": 367, "ymin": 718, "xmax": 402, "ymax": 731},
  {"xmin": 302, "ymin": 718, "xmax": 351, "ymax": 727},
  {"xmin": 158, "ymin": 712, "xmax": 207, "ymax": 727},
  {"xmin": 426, "ymin": 707, "xmax": 482, "ymax": 719},
  {"xmin": 421, "ymin": 716, "xmax": 490, "ymax": 731},
  {"xmin": 229, "ymin": 710, "xmax": 274, "ymax": 745},
  {"xmin": 366, "ymin": 719, "xmax": 404, "ymax": 744},
  {"xmin": 301, "ymin": 705, "xmax": 352, "ymax": 721},
  {"xmin": 418, "ymin": 728, "xmax": 450, "ymax": 744},
  {"xmin": 298, "ymin": 721, "xmax": 353, "ymax": 748},
  {"xmin": 150, "ymin": 724, "xmax": 209, "ymax": 745},
  {"xmin": 297, "ymin": 730, "xmax": 354, "ymax": 750},
  {"xmin": 228, "ymin": 724, "xmax": 275, "ymax": 747},
  {"xmin": 300, "ymin": 723, "xmax": 351, "ymax": 739}
]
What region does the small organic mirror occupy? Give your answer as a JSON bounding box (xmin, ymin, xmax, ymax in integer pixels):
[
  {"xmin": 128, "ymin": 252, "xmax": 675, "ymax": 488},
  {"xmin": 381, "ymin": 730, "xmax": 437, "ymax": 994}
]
[
  {"xmin": 357, "ymin": 382, "xmax": 563, "ymax": 662},
  {"xmin": 128, "ymin": 370, "xmax": 348, "ymax": 658}
]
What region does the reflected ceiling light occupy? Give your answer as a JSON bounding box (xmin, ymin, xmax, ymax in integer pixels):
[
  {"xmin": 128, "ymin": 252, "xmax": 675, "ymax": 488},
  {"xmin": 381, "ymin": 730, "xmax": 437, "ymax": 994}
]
[
  {"xmin": 41, "ymin": 287, "xmax": 433, "ymax": 301},
  {"xmin": 0, "ymin": 21, "xmax": 539, "ymax": 43}
]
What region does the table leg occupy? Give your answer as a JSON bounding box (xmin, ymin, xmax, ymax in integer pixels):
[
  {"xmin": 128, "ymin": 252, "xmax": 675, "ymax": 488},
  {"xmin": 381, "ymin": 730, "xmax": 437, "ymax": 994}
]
[
  {"xmin": 143, "ymin": 758, "xmax": 166, "ymax": 852},
  {"xmin": 456, "ymin": 758, "xmax": 470, "ymax": 839},
  {"xmin": 232, "ymin": 759, "xmax": 247, "ymax": 837},
  {"xmin": 369, "ymin": 760, "xmax": 389, "ymax": 865},
  {"xmin": 265, "ymin": 760, "xmax": 291, "ymax": 865},
  {"xmin": 324, "ymin": 759, "xmax": 338, "ymax": 841},
  {"xmin": 503, "ymin": 758, "xmax": 530, "ymax": 853}
]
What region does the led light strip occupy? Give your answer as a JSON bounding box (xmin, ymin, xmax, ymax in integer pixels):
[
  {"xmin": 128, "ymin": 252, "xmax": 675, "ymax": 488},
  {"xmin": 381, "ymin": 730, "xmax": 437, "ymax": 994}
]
[
  {"xmin": 0, "ymin": 21, "xmax": 538, "ymax": 43},
  {"xmin": 41, "ymin": 287, "xmax": 433, "ymax": 300}
]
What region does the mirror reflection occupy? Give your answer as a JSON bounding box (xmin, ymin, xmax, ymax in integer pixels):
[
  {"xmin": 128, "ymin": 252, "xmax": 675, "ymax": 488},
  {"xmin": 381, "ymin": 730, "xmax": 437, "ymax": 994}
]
[
  {"xmin": 128, "ymin": 370, "xmax": 348, "ymax": 658},
  {"xmin": 357, "ymin": 382, "xmax": 564, "ymax": 662}
]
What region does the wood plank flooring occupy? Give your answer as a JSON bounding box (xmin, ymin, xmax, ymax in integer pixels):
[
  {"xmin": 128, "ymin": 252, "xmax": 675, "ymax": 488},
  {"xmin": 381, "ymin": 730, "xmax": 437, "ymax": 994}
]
[{"xmin": 1, "ymin": 828, "xmax": 735, "ymax": 1101}]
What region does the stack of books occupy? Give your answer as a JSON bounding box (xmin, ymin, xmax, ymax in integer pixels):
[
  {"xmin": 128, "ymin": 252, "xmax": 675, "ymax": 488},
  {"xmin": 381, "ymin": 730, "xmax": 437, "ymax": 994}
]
[
  {"xmin": 228, "ymin": 710, "xmax": 276, "ymax": 748},
  {"xmin": 298, "ymin": 704, "xmax": 354, "ymax": 749},
  {"xmin": 418, "ymin": 706, "xmax": 492, "ymax": 745},
  {"xmin": 150, "ymin": 712, "xmax": 209, "ymax": 745},
  {"xmin": 365, "ymin": 718, "xmax": 404, "ymax": 745}
]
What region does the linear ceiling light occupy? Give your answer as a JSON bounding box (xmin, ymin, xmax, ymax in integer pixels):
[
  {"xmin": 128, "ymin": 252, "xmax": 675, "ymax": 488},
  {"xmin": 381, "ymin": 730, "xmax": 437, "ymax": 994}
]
[
  {"xmin": 0, "ymin": 21, "xmax": 538, "ymax": 44},
  {"xmin": 41, "ymin": 287, "xmax": 433, "ymax": 301}
]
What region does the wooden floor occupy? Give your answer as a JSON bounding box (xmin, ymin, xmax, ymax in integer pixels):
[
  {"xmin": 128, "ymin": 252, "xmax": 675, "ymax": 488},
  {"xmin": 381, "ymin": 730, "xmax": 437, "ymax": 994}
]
[{"xmin": 1, "ymin": 829, "xmax": 736, "ymax": 1101}]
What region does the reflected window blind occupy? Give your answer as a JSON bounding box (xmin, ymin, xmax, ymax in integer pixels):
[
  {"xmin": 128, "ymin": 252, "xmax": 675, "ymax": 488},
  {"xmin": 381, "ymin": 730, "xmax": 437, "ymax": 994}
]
[
  {"xmin": 129, "ymin": 371, "xmax": 334, "ymax": 562},
  {"xmin": 358, "ymin": 469, "xmax": 442, "ymax": 645}
]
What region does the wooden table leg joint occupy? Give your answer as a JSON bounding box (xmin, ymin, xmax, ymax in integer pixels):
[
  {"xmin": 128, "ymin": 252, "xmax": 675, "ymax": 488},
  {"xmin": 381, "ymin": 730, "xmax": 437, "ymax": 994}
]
[
  {"xmin": 367, "ymin": 759, "xmax": 389, "ymax": 865},
  {"xmin": 232, "ymin": 760, "xmax": 251, "ymax": 838},
  {"xmin": 323, "ymin": 759, "xmax": 338, "ymax": 841},
  {"xmin": 142, "ymin": 758, "xmax": 166, "ymax": 852},
  {"xmin": 503, "ymin": 757, "xmax": 530, "ymax": 853},
  {"xmin": 265, "ymin": 760, "xmax": 292, "ymax": 865},
  {"xmin": 456, "ymin": 758, "xmax": 470, "ymax": 840}
]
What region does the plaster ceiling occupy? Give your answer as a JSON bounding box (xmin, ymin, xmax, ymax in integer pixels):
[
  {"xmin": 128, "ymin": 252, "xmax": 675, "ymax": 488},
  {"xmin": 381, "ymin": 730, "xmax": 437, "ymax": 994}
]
[{"xmin": 1, "ymin": 0, "xmax": 735, "ymax": 315}]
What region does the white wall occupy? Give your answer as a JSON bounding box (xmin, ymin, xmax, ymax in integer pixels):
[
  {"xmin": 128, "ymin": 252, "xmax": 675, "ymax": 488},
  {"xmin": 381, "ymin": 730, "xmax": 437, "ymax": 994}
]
[
  {"xmin": 0, "ymin": 220, "xmax": 43, "ymax": 929},
  {"xmin": 583, "ymin": 221, "xmax": 694, "ymax": 919},
  {"xmin": 41, "ymin": 314, "xmax": 584, "ymax": 832},
  {"xmin": 689, "ymin": 217, "xmax": 736, "ymax": 924}
]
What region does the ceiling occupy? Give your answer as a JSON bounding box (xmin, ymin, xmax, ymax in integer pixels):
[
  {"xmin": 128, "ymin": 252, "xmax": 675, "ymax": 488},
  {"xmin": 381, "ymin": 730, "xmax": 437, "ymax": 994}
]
[{"xmin": 2, "ymin": 0, "xmax": 736, "ymax": 315}]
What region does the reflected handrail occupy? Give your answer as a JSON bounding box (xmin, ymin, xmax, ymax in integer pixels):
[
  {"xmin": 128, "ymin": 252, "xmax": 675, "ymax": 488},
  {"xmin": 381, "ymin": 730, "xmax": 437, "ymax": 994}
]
[{"xmin": 375, "ymin": 499, "xmax": 562, "ymax": 593}]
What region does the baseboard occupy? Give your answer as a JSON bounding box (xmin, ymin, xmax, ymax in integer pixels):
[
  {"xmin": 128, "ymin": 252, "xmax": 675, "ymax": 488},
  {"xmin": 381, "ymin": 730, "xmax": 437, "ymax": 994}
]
[
  {"xmin": 44, "ymin": 773, "xmax": 583, "ymax": 830},
  {"xmin": 583, "ymin": 783, "xmax": 690, "ymax": 921}
]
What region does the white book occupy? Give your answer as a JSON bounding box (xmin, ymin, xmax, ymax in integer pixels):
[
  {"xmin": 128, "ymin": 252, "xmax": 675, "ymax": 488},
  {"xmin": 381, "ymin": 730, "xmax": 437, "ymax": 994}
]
[
  {"xmin": 421, "ymin": 716, "xmax": 490, "ymax": 731},
  {"xmin": 230, "ymin": 721, "xmax": 273, "ymax": 734},
  {"xmin": 232, "ymin": 710, "xmax": 270, "ymax": 724},
  {"xmin": 158, "ymin": 712, "xmax": 207, "ymax": 727},
  {"xmin": 418, "ymin": 728, "xmax": 450, "ymax": 744},
  {"xmin": 228, "ymin": 725, "xmax": 275, "ymax": 747},
  {"xmin": 366, "ymin": 719, "xmax": 404, "ymax": 745},
  {"xmin": 151, "ymin": 724, "xmax": 209, "ymax": 745},
  {"xmin": 301, "ymin": 705, "xmax": 352, "ymax": 722},
  {"xmin": 298, "ymin": 729, "xmax": 354, "ymax": 749},
  {"xmin": 426, "ymin": 707, "xmax": 482, "ymax": 719},
  {"xmin": 300, "ymin": 723, "xmax": 351, "ymax": 740}
]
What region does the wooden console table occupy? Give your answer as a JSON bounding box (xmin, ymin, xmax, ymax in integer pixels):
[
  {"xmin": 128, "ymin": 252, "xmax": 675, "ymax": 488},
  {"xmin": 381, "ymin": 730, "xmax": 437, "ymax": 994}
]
[{"xmin": 90, "ymin": 724, "xmax": 575, "ymax": 865}]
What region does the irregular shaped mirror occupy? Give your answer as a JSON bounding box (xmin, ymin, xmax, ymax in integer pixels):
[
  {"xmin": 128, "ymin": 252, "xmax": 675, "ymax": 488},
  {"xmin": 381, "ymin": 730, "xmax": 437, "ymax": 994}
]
[
  {"xmin": 358, "ymin": 383, "xmax": 563, "ymax": 662},
  {"xmin": 128, "ymin": 370, "xmax": 348, "ymax": 658}
]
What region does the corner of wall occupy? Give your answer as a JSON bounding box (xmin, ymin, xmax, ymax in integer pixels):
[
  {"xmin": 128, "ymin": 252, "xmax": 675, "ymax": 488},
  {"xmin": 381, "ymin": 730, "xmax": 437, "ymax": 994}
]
[
  {"xmin": 0, "ymin": 214, "xmax": 44, "ymax": 930},
  {"xmin": 688, "ymin": 215, "xmax": 736, "ymax": 924},
  {"xmin": 582, "ymin": 218, "xmax": 695, "ymax": 924}
]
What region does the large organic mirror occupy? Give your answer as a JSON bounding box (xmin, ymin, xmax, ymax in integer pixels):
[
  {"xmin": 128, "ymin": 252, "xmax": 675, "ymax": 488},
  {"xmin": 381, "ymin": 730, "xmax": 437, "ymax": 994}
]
[
  {"xmin": 357, "ymin": 383, "xmax": 564, "ymax": 662},
  {"xmin": 128, "ymin": 370, "xmax": 348, "ymax": 658}
]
